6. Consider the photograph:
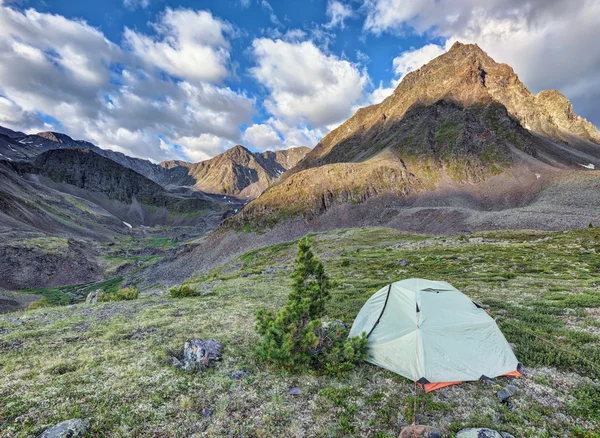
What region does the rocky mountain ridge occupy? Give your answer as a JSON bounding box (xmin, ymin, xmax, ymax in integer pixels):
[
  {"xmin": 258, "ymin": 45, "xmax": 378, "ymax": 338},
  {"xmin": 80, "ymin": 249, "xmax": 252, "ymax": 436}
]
[
  {"xmin": 160, "ymin": 145, "xmax": 310, "ymax": 198},
  {"xmin": 0, "ymin": 126, "xmax": 310, "ymax": 199},
  {"xmin": 233, "ymin": 42, "xmax": 600, "ymax": 226}
]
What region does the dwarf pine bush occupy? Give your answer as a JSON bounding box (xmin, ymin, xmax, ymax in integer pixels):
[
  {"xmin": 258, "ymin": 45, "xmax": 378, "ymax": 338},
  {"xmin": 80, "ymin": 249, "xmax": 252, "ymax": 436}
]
[
  {"xmin": 255, "ymin": 237, "xmax": 368, "ymax": 374},
  {"xmin": 98, "ymin": 286, "xmax": 140, "ymax": 302},
  {"xmin": 169, "ymin": 284, "xmax": 198, "ymax": 298}
]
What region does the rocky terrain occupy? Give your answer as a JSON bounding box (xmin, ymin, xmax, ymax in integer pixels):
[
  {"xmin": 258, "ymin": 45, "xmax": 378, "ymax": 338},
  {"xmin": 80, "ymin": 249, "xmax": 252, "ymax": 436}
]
[
  {"xmin": 1, "ymin": 228, "xmax": 598, "ymax": 436},
  {"xmin": 160, "ymin": 145, "xmax": 310, "ymax": 198},
  {"xmin": 234, "ymin": 42, "xmax": 600, "ymax": 227},
  {"xmin": 0, "ymin": 125, "xmax": 307, "ymax": 291}
]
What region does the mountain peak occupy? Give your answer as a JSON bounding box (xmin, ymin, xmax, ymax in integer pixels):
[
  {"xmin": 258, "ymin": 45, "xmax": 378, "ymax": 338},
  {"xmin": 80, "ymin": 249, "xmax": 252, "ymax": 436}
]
[{"xmin": 36, "ymin": 131, "xmax": 74, "ymax": 143}]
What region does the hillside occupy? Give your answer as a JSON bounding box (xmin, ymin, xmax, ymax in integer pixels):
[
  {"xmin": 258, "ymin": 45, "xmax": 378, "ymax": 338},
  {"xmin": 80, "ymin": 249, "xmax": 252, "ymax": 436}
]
[
  {"xmin": 234, "ymin": 42, "xmax": 600, "ymax": 227},
  {"xmin": 1, "ymin": 228, "xmax": 598, "ymax": 436},
  {"xmin": 0, "ymin": 149, "xmax": 244, "ymax": 290},
  {"xmin": 160, "ymin": 146, "xmax": 310, "ymax": 198}
]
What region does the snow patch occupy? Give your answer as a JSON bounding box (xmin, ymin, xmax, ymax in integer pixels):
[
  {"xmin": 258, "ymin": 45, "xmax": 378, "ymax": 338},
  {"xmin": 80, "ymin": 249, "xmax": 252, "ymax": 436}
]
[
  {"xmin": 579, "ymin": 163, "xmax": 595, "ymax": 170},
  {"xmin": 0, "ymin": 153, "xmax": 12, "ymax": 161},
  {"xmin": 122, "ymin": 221, "xmax": 133, "ymax": 229}
]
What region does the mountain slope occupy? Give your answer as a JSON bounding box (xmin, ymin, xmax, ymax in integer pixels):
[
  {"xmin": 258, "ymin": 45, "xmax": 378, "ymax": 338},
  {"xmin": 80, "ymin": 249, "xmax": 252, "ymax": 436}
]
[
  {"xmin": 161, "ymin": 145, "xmax": 310, "ymax": 198},
  {"xmin": 234, "ymin": 42, "xmax": 600, "ymax": 227}
]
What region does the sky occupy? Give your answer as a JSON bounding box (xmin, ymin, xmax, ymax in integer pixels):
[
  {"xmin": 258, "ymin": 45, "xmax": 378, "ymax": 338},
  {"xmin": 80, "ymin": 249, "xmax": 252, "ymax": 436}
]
[{"xmin": 0, "ymin": 0, "xmax": 598, "ymax": 163}]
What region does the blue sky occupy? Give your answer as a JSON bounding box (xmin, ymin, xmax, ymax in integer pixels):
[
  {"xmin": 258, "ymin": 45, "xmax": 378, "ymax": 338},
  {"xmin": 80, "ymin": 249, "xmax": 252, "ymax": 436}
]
[{"xmin": 0, "ymin": 0, "xmax": 598, "ymax": 162}]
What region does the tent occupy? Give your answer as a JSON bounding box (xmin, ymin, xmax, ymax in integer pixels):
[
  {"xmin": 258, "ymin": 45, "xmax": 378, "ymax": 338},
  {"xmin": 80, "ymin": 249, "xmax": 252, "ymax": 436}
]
[{"xmin": 349, "ymin": 278, "xmax": 522, "ymax": 392}]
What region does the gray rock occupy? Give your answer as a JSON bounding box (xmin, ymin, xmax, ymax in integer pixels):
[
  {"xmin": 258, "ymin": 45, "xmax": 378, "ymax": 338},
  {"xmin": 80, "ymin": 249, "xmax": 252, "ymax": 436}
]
[
  {"xmin": 85, "ymin": 290, "xmax": 101, "ymax": 305},
  {"xmin": 498, "ymin": 385, "xmax": 517, "ymax": 401},
  {"xmin": 288, "ymin": 387, "xmax": 302, "ymax": 396},
  {"xmin": 174, "ymin": 338, "xmax": 222, "ymax": 371},
  {"xmin": 397, "ymin": 259, "xmax": 409, "ymax": 267},
  {"xmin": 38, "ymin": 418, "xmax": 90, "ymax": 438},
  {"xmin": 456, "ymin": 428, "xmax": 503, "ymax": 438},
  {"xmin": 201, "ymin": 408, "xmax": 213, "ymax": 417},
  {"xmin": 228, "ymin": 370, "xmax": 249, "ymax": 380},
  {"xmin": 500, "ymin": 433, "xmax": 515, "ymax": 438}
]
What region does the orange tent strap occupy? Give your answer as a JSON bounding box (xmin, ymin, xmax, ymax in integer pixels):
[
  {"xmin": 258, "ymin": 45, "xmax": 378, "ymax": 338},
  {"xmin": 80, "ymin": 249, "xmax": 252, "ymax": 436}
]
[
  {"xmin": 418, "ymin": 369, "xmax": 522, "ymax": 393},
  {"xmin": 422, "ymin": 381, "xmax": 463, "ymax": 393},
  {"xmin": 501, "ymin": 369, "xmax": 524, "ymax": 377}
]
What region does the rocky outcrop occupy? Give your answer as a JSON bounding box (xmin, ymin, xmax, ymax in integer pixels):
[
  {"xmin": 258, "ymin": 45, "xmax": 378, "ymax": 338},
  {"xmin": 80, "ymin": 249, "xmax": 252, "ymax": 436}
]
[
  {"xmin": 171, "ymin": 338, "xmax": 222, "ymax": 371},
  {"xmin": 38, "ymin": 418, "xmax": 90, "ymax": 438}
]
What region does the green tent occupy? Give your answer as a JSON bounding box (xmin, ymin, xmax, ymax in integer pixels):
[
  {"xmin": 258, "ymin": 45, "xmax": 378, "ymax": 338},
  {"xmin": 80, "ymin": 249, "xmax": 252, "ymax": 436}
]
[{"xmin": 349, "ymin": 278, "xmax": 522, "ymax": 392}]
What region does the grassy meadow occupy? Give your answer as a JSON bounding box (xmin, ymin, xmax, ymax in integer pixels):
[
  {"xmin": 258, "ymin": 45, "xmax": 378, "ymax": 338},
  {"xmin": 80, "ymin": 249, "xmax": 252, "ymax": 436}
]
[{"xmin": 1, "ymin": 227, "xmax": 599, "ymax": 437}]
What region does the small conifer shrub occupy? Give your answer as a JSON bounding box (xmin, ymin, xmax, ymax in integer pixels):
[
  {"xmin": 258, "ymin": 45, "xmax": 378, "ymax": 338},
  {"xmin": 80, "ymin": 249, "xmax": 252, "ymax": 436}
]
[
  {"xmin": 169, "ymin": 284, "xmax": 198, "ymax": 298},
  {"xmin": 98, "ymin": 286, "xmax": 140, "ymax": 302},
  {"xmin": 255, "ymin": 238, "xmax": 368, "ymax": 374}
]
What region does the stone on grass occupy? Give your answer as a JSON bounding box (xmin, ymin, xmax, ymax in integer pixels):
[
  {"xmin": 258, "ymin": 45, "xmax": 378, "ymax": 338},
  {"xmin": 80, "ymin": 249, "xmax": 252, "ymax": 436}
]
[
  {"xmin": 288, "ymin": 387, "xmax": 302, "ymax": 396},
  {"xmin": 228, "ymin": 370, "xmax": 249, "ymax": 380},
  {"xmin": 498, "ymin": 385, "xmax": 517, "ymax": 401},
  {"xmin": 398, "ymin": 425, "xmax": 442, "ymax": 438},
  {"xmin": 201, "ymin": 408, "xmax": 213, "ymax": 417},
  {"xmin": 397, "ymin": 259, "xmax": 409, "ymax": 267},
  {"xmin": 39, "ymin": 418, "xmax": 90, "ymax": 438},
  {"xmin": 85, "ymin": 290, "xmax": 100, "ymax": 305},
  {"xmin": 456, "ymin": 428, "xmax": 503, "ymax": 438},
  {"xmin": 172, "ymin": 339, "xmax": 222, "ymax": 371}
]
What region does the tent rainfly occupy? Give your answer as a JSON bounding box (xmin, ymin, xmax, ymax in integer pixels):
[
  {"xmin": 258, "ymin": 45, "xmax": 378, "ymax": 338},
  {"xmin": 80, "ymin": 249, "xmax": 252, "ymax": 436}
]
[{"xmin": 349, "ymin": 278, "xmax": 522, "ymax": 392}]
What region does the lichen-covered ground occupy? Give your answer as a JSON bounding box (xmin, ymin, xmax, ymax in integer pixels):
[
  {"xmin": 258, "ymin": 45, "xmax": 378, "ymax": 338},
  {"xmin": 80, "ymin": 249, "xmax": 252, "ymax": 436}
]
[{"xmin": 1, "ymin": 228, "xmax": 599, "ymax": 437}]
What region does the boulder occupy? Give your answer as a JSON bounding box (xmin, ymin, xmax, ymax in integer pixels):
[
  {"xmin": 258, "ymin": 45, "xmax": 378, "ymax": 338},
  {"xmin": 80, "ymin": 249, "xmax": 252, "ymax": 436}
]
[
  {"xmin": 38, "ymin": 418, "xmax": 90, "ymax": 438},
  {"xmin": 456, "ymin": 428, "xmax": 503, "ymax": 438},
  {"xmin": 398, "ymin": 425, "xmax": 442, "ymax": 438},
  {"xmin": 85, "ymin": 290, "xmax": 101, "ymax": 305},
  {"xmin": 497, "ymin": 385, "xmax": 517, "ymax": 401},
  {"xmin": 173, "ymin": 339, "xmax": 222, "ymax": 371},
  {"xmin": 288, "ymin": 387, "xmax": 302, "ymax": 396}
]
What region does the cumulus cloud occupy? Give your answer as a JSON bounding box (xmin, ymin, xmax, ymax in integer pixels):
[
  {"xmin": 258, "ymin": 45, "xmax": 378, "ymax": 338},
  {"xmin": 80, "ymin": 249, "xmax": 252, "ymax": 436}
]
[
  {"xmin": 325, "ymin": 1, "xmax": 353, "ymax": 29},
  {"xmin": 124, "ymin": 8, "xmax": 233, "ymax": 84},
  {"xmin": 362, "ymin": 0, "xmax": 600, "ymax": 125},
  {"xmin": 243, "ymin": 123, "xmax": 283, "ymax": 150},
  {"xmin": 0, "ymin": 4, "xmax": 253, "ymax": 162},
  {"xmin": 250, "ymin": 38, "xmax": 368, "ymax": 128}
]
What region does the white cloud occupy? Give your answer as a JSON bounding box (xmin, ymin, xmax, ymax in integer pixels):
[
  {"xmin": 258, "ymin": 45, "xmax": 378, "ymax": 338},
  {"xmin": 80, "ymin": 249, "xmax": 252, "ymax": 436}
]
[
  {"xmin": 392, "ymin": 43, "xmax": 446, "ymax": 78},
  {"xmin": 325, "ymin": 1, "xmax": 353, "ymax": 29},
  {"xmin": 243, "ymin": 123, "xmax": 283, "ymax": 150},
  {"xmin": 366, "ymin": 43, "xmax": 448, "ymax": 105},
  {"xmin": 260, "ymin": 0, "xmax": 280, "ymax": 25},
  {"xmin": 362, "ymin": 0, "xmax": 600, "ymax": 125},
  {"xmin": 251, "ymin": 38, "xmax": 368, "ymax": 128},
  {"xmin": 124, "ymin": 8, "xmax": 233, "ymax": 84},
  {"xmin": 0, "ymin": 4, "xmax": 253, "ymax": 162},
  {"xmin": 124, "ymin": 0, "xmax": 150, "ymax": 10}
]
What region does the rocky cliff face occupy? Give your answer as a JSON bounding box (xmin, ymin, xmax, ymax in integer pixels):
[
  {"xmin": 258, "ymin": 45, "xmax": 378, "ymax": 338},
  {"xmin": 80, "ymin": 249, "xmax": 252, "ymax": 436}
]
[
  {"xmin": 233, "ymin": 42, "xmax": 600, "ymax": 226},
  {"xmin": 29, "ymin": 148, "xmax": 167, "ymax": 205}
]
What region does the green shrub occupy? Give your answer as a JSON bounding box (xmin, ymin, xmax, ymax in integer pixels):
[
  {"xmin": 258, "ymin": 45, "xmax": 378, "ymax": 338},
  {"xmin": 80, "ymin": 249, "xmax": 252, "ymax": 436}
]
[
  {"xmin": 98, "ymin": 286, "xmax": 140, "ymax": 302},
  {"xmin": 97, "ymin": 291, "xmax": 112, "ymax": 302},
  {"xmin": 169, "ymin": 284, "xmax": 198, "ymax": 298},
  {"xmin": 25, "ymin": 298, "xmax": 50, "ymax": 311},
  {"xmin": 341, "ymin": 259, "xmax": 350, "ymax": 267},
  {"xmin": 115, "ymin": 286, "xmax": 139, "ymax": 301},
  {"xmin": 255, "ymin": 237, "xmax": 368, "ymax": 374}
]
